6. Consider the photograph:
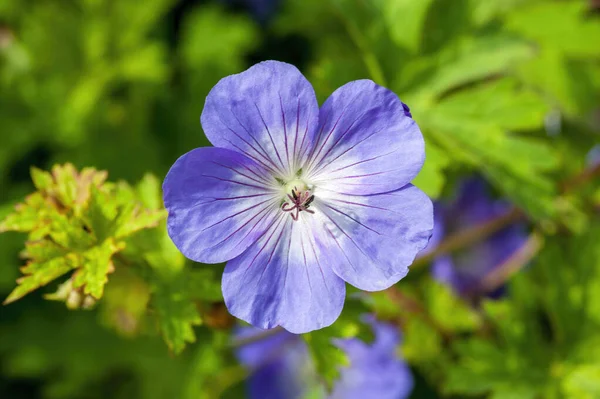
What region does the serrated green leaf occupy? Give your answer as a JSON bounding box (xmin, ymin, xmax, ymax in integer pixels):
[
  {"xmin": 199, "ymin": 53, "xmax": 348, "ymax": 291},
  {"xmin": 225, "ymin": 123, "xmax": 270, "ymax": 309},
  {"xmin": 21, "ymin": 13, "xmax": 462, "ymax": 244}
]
[
  {"xmin": 0, "ymin": 193, "xmax": 50, "ymax": 233},
  {"xmin": 151, "ymin": 271, "xmax": 202, "ymax": 354},
  {"xmin": 72, "ymin": 238, "xmax": 124, "ymax": 299},
  {"xmin": 113, "ymin": 203, "xmax": 166, "ymax": 239},
  {"xmin": 49, "ymin": 163, "xmax": 79, "ymax": 208},
  {"xmin": 4, "ymin": 253, "xmax": 77, "ymax": 304},
  {"xmin": 30, "ymin": 167, "xmax": 54, "ymax": 191},
  {"xmin": 48, "ymin": 212, "xmax": 95, "ymax": 250},
  {"xmin": 84, "ymin": 185, "xmax": 118, "ymax": 242}
]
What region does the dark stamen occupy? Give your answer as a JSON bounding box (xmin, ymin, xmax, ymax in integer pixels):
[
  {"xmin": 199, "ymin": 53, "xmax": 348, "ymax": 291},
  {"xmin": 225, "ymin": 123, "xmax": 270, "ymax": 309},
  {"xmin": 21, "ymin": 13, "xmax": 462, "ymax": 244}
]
[{"xmin": 281, "ymin": 187, "xmax": 315, "ymax": 221}]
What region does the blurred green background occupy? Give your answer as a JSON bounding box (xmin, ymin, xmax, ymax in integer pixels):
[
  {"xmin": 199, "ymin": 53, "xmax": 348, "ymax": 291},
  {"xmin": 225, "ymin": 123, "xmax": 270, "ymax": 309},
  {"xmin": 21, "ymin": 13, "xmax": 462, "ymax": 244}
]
[{"xmin": 1, "ymin": 0, "xmax": 599, "ymax": 398}]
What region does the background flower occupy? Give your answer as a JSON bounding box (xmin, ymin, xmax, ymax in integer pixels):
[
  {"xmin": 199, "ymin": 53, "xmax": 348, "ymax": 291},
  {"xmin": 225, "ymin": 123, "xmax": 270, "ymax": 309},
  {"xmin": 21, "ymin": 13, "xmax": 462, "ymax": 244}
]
[
  {"xmin": 425, "ymin": 178, "xmax": 528, "ymax": 297},
  {"xmin": 235, "ymin": 317, "xmax": 413, "ymax": 399}
]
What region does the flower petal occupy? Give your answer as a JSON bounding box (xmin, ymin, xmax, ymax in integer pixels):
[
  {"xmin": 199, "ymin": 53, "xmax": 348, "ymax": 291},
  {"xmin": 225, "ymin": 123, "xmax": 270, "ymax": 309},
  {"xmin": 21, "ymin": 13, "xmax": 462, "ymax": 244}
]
[
  {"xmin": 312, "ymin": 184, "xmax": 433, "ymax": 291},
  {"xmin": 331, "ymin": 319, "xmax": 413, "ymax": 399},
  {"xmin": 163, "ymin": 147, "xmax": 280, "ymax": 263},
  {"xmin": 222, "ymin": 214, "xmax": 346, "ymax": 333},
  {"xmin": 305, "ymin": 80, "xmax": 424, "ymax": 195},
  {"xmin": 201, "ymin": 61, "xmax": 319, "ymax": 177}
]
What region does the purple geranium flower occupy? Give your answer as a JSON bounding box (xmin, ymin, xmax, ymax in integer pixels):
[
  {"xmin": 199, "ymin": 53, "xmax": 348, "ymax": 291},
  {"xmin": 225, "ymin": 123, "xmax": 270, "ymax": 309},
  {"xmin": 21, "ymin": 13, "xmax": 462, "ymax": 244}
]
[
  {"xmin": 163, "ymin": 61, "xmax": 433, "ymax": 333},
  {"xmin": 235, "ymin": 318, "xmax": 413, "ymax": 399},
  {"xmin": 427, "ymin": 178, "xmax": 527, "ymax": 296}
]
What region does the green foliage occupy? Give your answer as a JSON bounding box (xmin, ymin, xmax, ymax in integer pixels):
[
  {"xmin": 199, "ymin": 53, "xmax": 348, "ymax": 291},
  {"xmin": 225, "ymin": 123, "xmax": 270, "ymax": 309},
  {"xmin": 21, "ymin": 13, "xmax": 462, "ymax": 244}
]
[
  {"xmin": 1, "ymin": 0, "xmax": 599, "ymax": 397},
  {"xmin": 1, "ymin": 165, "xmax": 165, "ymax": 304}
]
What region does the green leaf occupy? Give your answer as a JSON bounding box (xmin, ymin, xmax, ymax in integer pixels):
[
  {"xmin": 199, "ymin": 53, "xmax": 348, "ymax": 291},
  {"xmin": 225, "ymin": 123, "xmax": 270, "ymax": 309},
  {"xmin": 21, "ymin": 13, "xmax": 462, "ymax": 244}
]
[
  {"xmin": 30, "ymin": 167, "xmax": 54, "ymax": 191},
  {"xmin": 445, "ymin": 338, "xmax": 545, "ymax": 398},
  {"xmin": 562, "ymin": 364, "xmax": 600, "ymax": 399},
  {"xmin": 424, "ymin": 36, "xmax": 532, "ymax": 99},
  {"xmin": 180, "ymin": 5, "xmax": 259, "ymax": 71},
  {"xmin": 113, "ymin": 202, "xmax": 166, "ymax": 239},
  {"xmin": 135, "ymin": 173, "xmax": 163, "ymax": 210},
  {"xmin": 434, "ymin": 78, "xmax": 549, "ymax": 131},
  {"xmin": 151, "ymin": 270, "xmax": 202, "ymax": 354},
  {"xmin": 412, "ymin": 141, "xmax": 449, "ymax": 198},
  {"xmin": 4, "ymin": 252, "xmax": 77, "ymax": 304},
  {"xmin": 303, "ymin": 329, "xmax": 348, "ymax": 387},
  {"xmin": 302, "ymin": 297, "xmax": 372, "ymax": 387},
  {"xmin": 469, "ymin": 0, "xmax": 522, "ymax": 26},
  {"xmin": 0, "ymin": 193, "xmax": 49, "ymax": 233},
  {"xmin": 72, "ymin": 238, "xmax": 124, "ymax": 299},
  {"xmin": 516, "ymin": 48, "xmax": 600, "ymax": 117},
  {"xmin": 413, "ymin": 35, "xmax": 533, "ymax": 99},
  {"xmin": 383, "ymin": 0, "xmax": 435, "ymax": 52},
  {"xmin": 506, "ymin": 2, "xmax": 600, "ymax": 58},
  {"xmin": 401, "ymin": 317, "xmax": 443, "ymax": 365},
  {"xmin": 424, "ymin": 279, "xmax": 481, "ymax": 333}
]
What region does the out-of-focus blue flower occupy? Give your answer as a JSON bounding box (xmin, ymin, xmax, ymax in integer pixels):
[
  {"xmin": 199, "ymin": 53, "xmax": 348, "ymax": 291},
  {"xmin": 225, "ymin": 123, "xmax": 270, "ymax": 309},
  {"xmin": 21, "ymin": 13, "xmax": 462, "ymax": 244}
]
[
  {"xmin": 235, "ymin": 327, "xmax": 314, "ymax": 399},
  {"xmin": 163, "ymin": 61, "xmax": 433, "ymax": 333},
  {"xmin": 235, "ymin": 318, "xmax": 413, "ymax": 399},
  {"xmin": 586, "ymin": 144, "xmax": 600, "ymax": 166},
  {"xmin": 425, "ymin": 178, "xmax": 528, "ymax": 296},
  {"xmin": 222, "ymin": 0, "xmax": 281, "ymax": 24},
  {"xmin": 329, "ymin": 317, "xmax": 414, "ymax": 399}
]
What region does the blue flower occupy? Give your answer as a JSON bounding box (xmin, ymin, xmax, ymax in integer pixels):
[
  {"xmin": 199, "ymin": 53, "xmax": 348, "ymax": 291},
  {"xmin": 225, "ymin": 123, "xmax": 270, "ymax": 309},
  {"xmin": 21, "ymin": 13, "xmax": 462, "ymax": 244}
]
[
  {"xmin": 235, "ymin": 318, "xmax": 414, "ymax": 399},
  {"xmin": 427, "ymin": 178, "xmax": 527, "ymax": 296},
  {"xmin": 222, "ymin": 0, "xmax": 280, "ymax": 23},
  {"xmin": 163, "ymin": 61, "xmax": 433, "ymax": 333}
]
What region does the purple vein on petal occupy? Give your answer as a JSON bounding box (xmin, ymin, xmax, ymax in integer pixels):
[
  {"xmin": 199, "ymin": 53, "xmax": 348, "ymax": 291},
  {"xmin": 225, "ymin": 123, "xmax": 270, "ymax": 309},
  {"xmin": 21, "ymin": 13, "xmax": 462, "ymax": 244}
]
[
  {"xmin": 327, "ymin": 168, "xmax": 404, "ymax": 180},
  {"xmin": 210, "ymin": 161, "xmax": 273, "ymax": 187},
  {"xmin": 296, "ymin": 106, "xmax": 312, "ymax": 167},
  {"xmin": 308, "ymin": 128, "xmax": 385, "ymax": 177},
  {"xmin": 217, "ymin": 112, "xmax": 284, "ymax": 175},
  {"xmin": 201, "ymin": 197, "xmax": 275, "ymax": 232},
  {"xmin": 200, "ymin": 175, "xmax": 270, "ymax": 191},
  {"xmin": 258, "ymin": 217, "xmax": 289, "ymax": 283},
  {"xmin": 322, "ymin": 204, "xmax": 382, "ymax": 235},
  {"xmin": 322, "ymin": 223, "xmax": 359, "ymax": 274},
  {"xmin": 253, "ymin": 101, "xmax": 287, "ymax": 174},
  {"xmin": 305, "ymin": 107, "xmax": 347, "ymax": 172},
  {"xmin": 224, "ymin": 138, "xmax": 281, "ymax": 177},
  {"xmin": 279, "ymin": 94, "xmax": 290, "ymax": 168},
  {"xmin": 204, "ymin": 198, "xmax": 279, "ymax": 251},
  {"xmin": 307, "ymin": 108, "xmax": 369, "ymax": 174},
  {"xmin": 299, "ymin": 233, "xmax": 313, "ymax": 293},
  {"xmin": 321, "ymin": 211, "xmax": 376, "ymax": 264},
  {"xmin": 228, "ymin": 110, "xmax": 286, "ymax": 175},
  {"xmin": 243, "ymin": 213, "xmax": 287, "ymax": 275},
  {"xmin": 328, "ymin": 198, "xmax": 400, "ymax": 215},
  {"xmin": 292, "ymin": 98, "xmax": 301, "ymax": 170},
  {"xmin": 283, "ymin": 225, "xmax": 293, "ymax": 298},
  {"xmin": 307, "ymin": 233, "xmax": 330, "ymax": 294}
]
